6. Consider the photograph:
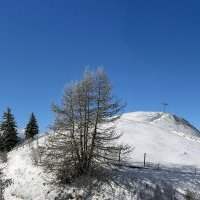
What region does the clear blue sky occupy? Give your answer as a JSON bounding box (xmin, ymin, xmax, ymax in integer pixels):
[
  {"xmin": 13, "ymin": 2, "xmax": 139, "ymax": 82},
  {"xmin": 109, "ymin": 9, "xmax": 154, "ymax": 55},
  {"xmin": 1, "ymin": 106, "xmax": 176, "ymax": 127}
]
[{"xmin": 0, "ymin": 0, "xmax": 200, "ymax": 131}]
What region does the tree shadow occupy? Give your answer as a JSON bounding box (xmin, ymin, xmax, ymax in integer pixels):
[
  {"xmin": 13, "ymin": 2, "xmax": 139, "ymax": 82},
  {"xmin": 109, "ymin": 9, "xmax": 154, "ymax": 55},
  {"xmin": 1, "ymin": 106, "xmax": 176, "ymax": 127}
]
[{"xmin": 53, "ymin": 164, "xmax": 200, "ymax": 199}]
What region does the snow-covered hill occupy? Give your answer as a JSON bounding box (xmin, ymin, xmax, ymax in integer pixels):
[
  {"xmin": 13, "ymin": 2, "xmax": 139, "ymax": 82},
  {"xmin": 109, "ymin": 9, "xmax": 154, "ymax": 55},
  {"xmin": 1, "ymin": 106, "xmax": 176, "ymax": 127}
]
[
  {"xmin": 118, "ymin": 112, "xmax": 200, "ymax": 166},
  {"xmin": 2, "ymin": 111, "xmax": 200, "ymax": 199}
]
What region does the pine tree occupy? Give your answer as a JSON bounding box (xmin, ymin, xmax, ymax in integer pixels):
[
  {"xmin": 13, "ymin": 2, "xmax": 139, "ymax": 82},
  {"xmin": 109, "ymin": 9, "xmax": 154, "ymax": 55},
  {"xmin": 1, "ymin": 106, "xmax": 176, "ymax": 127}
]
[
  {"xmin": 0, "ymin": 108, "xmax": 18, "ymax": 151},
  {"xmin": 25, "ymin": 113, "xmax": 39, "ymax": 139}
]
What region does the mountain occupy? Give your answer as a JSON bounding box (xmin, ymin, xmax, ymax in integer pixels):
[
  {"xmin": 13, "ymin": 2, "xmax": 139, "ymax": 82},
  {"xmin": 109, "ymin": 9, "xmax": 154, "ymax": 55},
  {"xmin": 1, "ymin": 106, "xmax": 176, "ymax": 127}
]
[{"xmin": 118, "ymin": 112, "xmax": 200, "ymax": 166}]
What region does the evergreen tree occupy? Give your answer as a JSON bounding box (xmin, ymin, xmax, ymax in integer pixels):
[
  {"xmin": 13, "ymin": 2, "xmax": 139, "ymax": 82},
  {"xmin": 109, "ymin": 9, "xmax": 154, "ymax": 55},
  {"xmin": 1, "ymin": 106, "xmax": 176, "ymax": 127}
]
[
  {"xmin": 25, "ymin": 113, "xmax": 39, "ymax": 139},
  {"xmin": 0, "ymin": 108, "xmax": 18, "ymax": 151}
]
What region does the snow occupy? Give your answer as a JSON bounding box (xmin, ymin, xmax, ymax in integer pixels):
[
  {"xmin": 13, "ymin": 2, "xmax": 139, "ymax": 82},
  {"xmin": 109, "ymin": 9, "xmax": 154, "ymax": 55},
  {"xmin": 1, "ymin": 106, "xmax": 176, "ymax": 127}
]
[
  {"xmin": 1, "ymin": 111, "xmax": 200, "ymax": 199},
  {"xmin": 118, "ymin": 112, "xmax": 200, "ymax": 166},
  {"xmin": 2, "ymin": 145, "xmax": 58, "ymax": 200}
]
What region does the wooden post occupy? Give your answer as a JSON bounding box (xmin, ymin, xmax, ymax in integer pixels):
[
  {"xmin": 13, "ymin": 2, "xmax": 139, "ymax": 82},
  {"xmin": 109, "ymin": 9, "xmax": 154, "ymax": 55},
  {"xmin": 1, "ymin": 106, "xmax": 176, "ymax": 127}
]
[
  {"xmin": 118, "ymin": 146, "xmax": 122, "ymax": 163},
  {"xmin": 144, "ymin": 153, "xmax": 146, "ymax": 167},
  {"xmin": 157, "ymin": 163, "xmax": 160, "ymax": 170}
]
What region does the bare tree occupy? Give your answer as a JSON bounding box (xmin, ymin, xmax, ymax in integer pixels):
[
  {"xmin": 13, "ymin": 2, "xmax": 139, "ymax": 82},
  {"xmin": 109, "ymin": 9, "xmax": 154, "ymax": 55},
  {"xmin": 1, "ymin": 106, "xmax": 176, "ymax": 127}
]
[{"xmin": 43, "ymin": 69, "xmax": 130, "ymax": 183}]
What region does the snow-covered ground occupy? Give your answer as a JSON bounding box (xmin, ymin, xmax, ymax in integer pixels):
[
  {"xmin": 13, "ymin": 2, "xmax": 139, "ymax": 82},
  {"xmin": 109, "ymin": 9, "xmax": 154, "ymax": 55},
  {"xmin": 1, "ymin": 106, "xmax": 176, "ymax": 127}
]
[
  {"xmin": 2, "ymin": 142, "xmax": 60, "ymax": 200},
  {"xmin": 1, "ymin": 111, "xmax": 200, "ymax": 199}
]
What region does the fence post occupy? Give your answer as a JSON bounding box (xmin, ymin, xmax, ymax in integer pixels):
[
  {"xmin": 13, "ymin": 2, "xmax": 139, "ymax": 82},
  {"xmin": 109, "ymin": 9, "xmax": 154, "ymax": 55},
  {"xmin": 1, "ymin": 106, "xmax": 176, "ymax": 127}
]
[
  {"xmin": 144, "ymin": 153, "xmax": 146, "ymax": 167},
  {"xmin": 157, "ymin": 163, "xmax": 160, "ymax": 170},
  {"xmin": 118, "ymin": 146, "xmax": 122, "ymax": 164}
]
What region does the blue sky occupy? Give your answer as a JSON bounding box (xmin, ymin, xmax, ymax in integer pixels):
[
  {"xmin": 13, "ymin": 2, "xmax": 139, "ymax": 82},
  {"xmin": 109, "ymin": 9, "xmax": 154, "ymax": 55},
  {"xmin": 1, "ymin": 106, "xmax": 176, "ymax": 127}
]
[{"xmin": 0, "ymin": 0, "xmax": 200, "ymax": 131}]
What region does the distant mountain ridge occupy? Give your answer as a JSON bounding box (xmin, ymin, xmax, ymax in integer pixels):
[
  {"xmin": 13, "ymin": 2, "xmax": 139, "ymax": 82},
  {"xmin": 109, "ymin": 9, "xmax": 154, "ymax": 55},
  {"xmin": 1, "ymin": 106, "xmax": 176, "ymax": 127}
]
[{"xmin": 120, "ymin": 112, "xmax": 200, "ymax": 137}]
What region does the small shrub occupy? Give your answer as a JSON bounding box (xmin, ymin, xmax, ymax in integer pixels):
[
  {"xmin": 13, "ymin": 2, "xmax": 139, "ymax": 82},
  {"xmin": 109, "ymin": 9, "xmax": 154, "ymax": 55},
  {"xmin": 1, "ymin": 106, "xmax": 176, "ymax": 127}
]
[{"xmin": 185, "ymin": 190, "xmax": 198, "ymax": 200}]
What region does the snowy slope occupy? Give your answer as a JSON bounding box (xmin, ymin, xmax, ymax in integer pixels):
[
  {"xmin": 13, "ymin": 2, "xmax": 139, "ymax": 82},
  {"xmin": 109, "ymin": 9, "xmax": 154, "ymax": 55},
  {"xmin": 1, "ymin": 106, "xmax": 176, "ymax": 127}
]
[
  {"xmin": 118, "ymin": 112, "xmax": 200, "ymax": 166},
  {"xmin": 2, "ymin": 111, "xmax": 200, "ymax": 199}
]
